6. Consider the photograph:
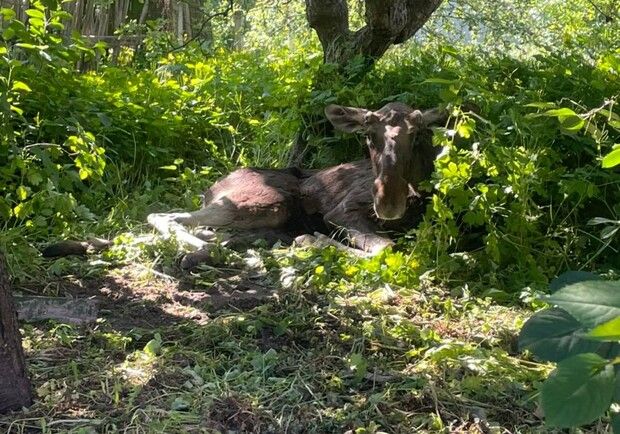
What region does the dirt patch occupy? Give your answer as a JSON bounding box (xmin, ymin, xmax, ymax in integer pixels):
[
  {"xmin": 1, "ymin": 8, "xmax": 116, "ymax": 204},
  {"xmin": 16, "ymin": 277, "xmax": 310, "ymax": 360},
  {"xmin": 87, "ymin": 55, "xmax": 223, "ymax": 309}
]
[
  {"xmin": 204, "ymin": 395, "xmax": 269, "ymax": 433},
  {"xmin": 16, "ymin": 264, "xmax": 279, "ymax": 330}
]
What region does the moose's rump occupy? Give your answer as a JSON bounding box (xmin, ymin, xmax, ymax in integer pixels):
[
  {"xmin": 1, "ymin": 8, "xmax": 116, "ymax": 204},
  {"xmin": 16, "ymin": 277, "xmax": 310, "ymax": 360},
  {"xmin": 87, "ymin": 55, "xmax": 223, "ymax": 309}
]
[{"xmin": 202, "ymin": 168, "xmax": 302, "ymax": 230}]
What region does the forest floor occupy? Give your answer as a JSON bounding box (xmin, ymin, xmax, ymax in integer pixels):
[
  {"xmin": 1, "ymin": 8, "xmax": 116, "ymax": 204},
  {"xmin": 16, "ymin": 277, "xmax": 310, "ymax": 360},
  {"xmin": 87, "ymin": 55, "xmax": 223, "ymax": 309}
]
[{"xmin": 0, "ymin": 241, "xmax": 566, "ymax": 433}]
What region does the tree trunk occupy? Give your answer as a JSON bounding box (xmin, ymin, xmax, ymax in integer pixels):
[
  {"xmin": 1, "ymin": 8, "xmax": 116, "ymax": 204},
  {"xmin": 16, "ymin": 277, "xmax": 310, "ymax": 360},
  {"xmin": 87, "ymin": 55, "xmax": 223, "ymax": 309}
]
[
  {"xmin": 288, "ymin": 0, "xmax": 444, "ymax": 166},
  {"xmin": 139, "ymin": 0, "xmax": 150, "ymax": 25},
  {"xmin": 0, "ymin": 252, "xmax": 32, "ymax": 413},
  {"xmin": 305, "ymin": 0, "xmax": 444, "ymax": 71}
]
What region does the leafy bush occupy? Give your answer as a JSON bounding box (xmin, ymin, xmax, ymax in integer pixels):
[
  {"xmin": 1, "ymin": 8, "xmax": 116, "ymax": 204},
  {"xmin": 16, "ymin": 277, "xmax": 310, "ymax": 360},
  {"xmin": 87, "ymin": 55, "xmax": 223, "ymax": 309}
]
[
  {"xmin": 1, "ymin": 1, "xmax": 618, "ymax": 291},
  {"xmin": 519, "ymin": 272, "xmax": 620, "ymax": 429}
]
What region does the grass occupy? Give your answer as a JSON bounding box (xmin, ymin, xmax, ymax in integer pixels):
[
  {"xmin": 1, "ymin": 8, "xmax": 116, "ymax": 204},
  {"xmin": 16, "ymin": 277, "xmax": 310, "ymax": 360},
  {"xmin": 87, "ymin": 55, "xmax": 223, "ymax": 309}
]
[{"xmin": 0, "ymin": 229, "xmax": 557, "ymax": 433}]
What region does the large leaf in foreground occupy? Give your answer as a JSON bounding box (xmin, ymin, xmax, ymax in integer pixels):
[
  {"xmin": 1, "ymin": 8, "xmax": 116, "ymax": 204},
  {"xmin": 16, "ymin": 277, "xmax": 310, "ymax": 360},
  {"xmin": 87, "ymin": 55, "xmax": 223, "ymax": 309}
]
[
  {"xmin": 547, "ymin": 280, "xmax": 620, "ymax": 329},
  {"xmin": 549, "ymin": 271, "xmax": 601, "ymax": 293},
  {"xmin": 541, "ymin": 353, "xmax": 615, "ymax": 428},
  {"xmin": 519, "ymin": 307, "xmax": 602, "ymax": 362},
  {"xmin": 588, "ymin": 316, "xmax": 620, "ymax": 341}
]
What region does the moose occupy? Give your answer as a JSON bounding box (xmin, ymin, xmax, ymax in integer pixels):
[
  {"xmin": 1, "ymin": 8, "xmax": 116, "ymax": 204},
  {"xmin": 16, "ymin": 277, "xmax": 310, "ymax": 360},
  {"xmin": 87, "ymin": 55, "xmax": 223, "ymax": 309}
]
[{"xmin": 147, "ymin": 102, "xmax": 449, "ymax": 268}]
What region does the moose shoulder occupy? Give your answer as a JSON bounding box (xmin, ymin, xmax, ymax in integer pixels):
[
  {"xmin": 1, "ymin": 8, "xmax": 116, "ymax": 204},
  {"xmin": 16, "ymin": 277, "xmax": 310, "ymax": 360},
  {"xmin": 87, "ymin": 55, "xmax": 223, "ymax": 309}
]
[{"xmin": 147, "ymin": 102, "xmax": 447, "ymax": 266}]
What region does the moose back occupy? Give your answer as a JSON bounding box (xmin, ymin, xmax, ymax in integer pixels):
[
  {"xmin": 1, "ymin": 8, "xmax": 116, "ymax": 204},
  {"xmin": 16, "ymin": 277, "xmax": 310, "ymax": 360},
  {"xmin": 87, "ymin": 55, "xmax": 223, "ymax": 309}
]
[{"xmin": 147, "ymin": 102, "xmax": 447, "ymax": 261}]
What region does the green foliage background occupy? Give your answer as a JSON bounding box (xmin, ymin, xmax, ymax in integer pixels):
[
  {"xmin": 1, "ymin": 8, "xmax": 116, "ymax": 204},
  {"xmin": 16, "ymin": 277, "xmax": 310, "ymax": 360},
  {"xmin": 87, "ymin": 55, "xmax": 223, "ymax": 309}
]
[
  {"xmin": 2, "ymin": 0, "xmax": 618, "ymax": 291},
  {"xmin": 0, "ymin": 0, "xmax": 619, "ymax": 432}
]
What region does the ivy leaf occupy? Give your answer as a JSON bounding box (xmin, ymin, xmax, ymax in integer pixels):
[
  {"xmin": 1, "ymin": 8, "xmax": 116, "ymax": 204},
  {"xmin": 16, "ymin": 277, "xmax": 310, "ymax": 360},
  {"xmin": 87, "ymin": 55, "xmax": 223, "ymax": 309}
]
[
  {"xmin": 519, "ymin": 307, "xmax": 602, "ymax": 362},
  {"xmin": 547, "ymin": 280, "xmax": 620, "ymax": 329},
  {"xmin": 541, "ymin": 353, "xmax": 614, "ymax": 428}
]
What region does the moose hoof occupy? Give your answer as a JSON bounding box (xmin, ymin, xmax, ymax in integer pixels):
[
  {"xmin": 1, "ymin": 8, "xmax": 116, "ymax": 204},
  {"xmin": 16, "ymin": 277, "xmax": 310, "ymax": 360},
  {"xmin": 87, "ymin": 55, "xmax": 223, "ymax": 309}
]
[
  {"xmin": 367, "ymin": 239, "xmax": 395, "ymax": 255},
  {"xmin": 180, "ymin": 247, "xmax": 214, "ymax": 270},
  {"xmin": 293, "ymin": 234, "xmax": 317, "ymax": 247},
  {"xmin": 193, "ymin": 229, "xmax": 217, "ymax": 242}
]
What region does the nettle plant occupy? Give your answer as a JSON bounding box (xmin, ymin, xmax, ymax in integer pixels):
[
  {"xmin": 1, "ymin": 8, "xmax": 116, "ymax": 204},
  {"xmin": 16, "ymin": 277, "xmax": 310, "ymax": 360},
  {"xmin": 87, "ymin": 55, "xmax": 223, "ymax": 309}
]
[{"xmin": 519, "ymin": 272, "xmax": 620, "ymax": 430}]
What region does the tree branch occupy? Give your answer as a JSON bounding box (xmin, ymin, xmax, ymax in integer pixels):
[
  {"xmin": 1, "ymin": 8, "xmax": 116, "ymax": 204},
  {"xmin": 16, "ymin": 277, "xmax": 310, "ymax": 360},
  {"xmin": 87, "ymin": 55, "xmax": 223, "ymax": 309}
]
[
  {"xmin": 167, "ymin": 0, "xmax": 234, "ymax": 53},
  {"xmin": 305, "ymin": 0, "xmax": 444, "ymax": 67},
  {"xmin": 304, "ymin": 0, "xmax": 350, "ymax": 62}
]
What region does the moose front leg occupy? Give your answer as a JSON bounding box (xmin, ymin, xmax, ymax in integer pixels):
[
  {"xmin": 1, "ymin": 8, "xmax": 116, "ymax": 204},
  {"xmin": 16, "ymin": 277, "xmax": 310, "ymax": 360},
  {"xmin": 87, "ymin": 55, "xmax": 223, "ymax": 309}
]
[
  {"xmin": 147, "ymin": 211, "xmax": 213, "ymax": 250},
  {"xmin": 322, "ymin": 208, "xmax": 394, "ymax": 255},
  {"xmin": 346, "ymin": 228, "xmax": 394, "ymax": 254}
]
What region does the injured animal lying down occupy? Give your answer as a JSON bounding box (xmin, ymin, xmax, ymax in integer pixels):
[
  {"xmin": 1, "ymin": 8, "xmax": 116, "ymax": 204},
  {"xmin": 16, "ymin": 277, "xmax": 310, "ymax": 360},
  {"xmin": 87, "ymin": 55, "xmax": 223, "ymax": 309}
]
[{"xmin": 147, "ymin": 102, "xmax": 449, "ymax": 269}]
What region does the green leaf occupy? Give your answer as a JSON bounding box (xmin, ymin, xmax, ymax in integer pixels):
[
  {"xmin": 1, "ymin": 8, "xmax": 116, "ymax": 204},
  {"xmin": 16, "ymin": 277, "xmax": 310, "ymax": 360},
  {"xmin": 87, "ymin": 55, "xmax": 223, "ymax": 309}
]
[
  {"xmin": 422, "ymin": 78, "xmax": 459, "ymax": 85},
  {"xmin": 559, "ymin": 115, "xmax": 585, "ymax": 134},
  {"xmin": 11, "ymin": 81, "xmax": 32, "ymax": 92},
  {"xmin": 10, "ymin": 105, "xmax": 24, "ymax": 115},
  {"xmin": 15, "ymin": 43, "xmax": 38, "ymax": 50},
  {"xmin": 525, "ymin": 102, "xmax": 557, "ymax": 109},
  {"xmin": 588, "ymin": 217, "xmax": 620, "ymax": 226},
  {"xmin": 0, "ymin": 8, "xmax": 16, "ymax": 20},
  {"xmin": 541, "ymin": 353, "xmax": 615, "ymax": 428},
  {"xmin": 602, "ymin": 148, "xmax": 620, "ymax": 168},
  {"xmin": 601, "ymin": 226, "xmax": 620, "ymax": 240},
  {"xmin": 599, "ymin": 109, "xmax": 620, "ymax": 122},
  {"xmin": 588, "ymin": 316, "xmax": 620, "ymax": 341},
  {"xmin": 171, "ymin": 397, "xmax": 190, "ymax": 411},
  {"xmin": 143, "ymin": 334, "xmax": 162, "ymax": 357},
  {"xmin": 549, "ymin": 271, "xmax": 601, "ymax": 293},
  {"xmin": 25, "ymin": 9, "xmax": 45, "ymax": 19},
  {"xmin": 16, "ymin": 185, "xmax": 28, "ymax": 200},
  {"xmin": 27, "ymin": 17, "xmax": 44, "ymax": 29},
  {"xmin": 544, "ymin": 108, "xmax": 578, "ymax": 117},
  {"xmin": 348, "ymin": 353, "xmax": 368, "ymax": 382},
  {"xmin": 519, "ymin": 307, "xmax": 602, "ymax": 362},
  {"xmin": 612, "ymin": 412, "xmax": 620, "ymax": 434},
  {"xmin": 547, "ymin": 280, "xmax": 620, "ymax": 329}
]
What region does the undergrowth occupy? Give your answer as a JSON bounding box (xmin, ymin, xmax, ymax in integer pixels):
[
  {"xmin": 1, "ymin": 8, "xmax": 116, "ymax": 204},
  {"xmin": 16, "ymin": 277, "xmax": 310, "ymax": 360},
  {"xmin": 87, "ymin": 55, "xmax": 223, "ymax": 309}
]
[{"xmin": 1, "ymin": 1, "xmax": 619, "ymax": 432}]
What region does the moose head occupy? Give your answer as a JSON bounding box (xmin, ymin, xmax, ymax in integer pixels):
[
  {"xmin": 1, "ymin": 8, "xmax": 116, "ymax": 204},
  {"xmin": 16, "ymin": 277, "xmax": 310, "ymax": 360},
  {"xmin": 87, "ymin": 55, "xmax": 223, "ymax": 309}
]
[{"xmin": 325, "ymin": 102, "xmax": 446, "ymax": 220}]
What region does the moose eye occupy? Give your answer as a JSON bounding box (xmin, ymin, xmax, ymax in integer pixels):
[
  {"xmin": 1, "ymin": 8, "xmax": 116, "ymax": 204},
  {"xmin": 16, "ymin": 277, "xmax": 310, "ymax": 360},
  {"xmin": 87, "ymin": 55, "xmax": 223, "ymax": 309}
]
[
  {"xmin": 366, "ymin": 135, "xmax": 383, "ymax": 151},
  {"xmin": 364, "ymin": 112, "xmax": 379, "ymax": 127}
]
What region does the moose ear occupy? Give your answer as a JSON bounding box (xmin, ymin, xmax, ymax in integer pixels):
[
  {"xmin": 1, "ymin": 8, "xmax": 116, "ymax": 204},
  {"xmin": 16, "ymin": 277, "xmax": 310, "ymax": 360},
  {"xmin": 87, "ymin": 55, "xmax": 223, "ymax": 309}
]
[
  {"xmin": 406, "ymin": 107, "xmax": 448, "ymax": 132},
  {"xmin": 325, "ymin": 104, "xmax": 372, "ymax": 133}
]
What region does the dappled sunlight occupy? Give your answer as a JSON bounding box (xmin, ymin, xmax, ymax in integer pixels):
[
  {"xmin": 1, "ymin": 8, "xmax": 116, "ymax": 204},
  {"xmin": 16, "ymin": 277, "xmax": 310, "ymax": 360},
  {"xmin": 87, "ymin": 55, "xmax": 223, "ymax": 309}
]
[{"xmin": 1, "ymin": 0, "xmax": 618, "ymax": 431}]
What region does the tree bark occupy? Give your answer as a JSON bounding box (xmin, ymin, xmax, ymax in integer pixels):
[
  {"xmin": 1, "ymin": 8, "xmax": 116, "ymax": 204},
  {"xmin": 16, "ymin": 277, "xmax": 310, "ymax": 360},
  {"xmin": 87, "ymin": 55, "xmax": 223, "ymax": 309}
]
[
  {"xmin": 139, "ymin": 0, "xmax": 150, "ymax": 25},
  {"xmin": 305, "ymin": 0, "xmax": 444, "ymax": 69},
  {"xmin": 0, "ymin": 252, "xmax": 32, "ymax": 413}
]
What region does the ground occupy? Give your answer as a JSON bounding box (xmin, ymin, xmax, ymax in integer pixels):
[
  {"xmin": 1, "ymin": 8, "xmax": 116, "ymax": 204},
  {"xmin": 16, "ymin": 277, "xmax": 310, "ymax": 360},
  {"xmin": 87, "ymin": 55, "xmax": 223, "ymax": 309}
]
[{"xmin": 0, "ymin": 239, "xmax": 561, "ymax": 433}]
